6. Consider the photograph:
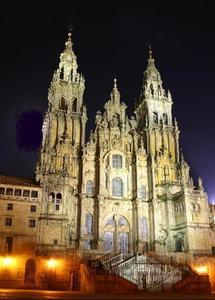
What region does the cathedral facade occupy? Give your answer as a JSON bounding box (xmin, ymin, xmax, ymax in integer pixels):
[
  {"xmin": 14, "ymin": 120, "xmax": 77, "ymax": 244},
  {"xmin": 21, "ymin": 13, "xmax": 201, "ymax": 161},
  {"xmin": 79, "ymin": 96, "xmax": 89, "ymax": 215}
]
[{"xmin": 35, "ymin": 32, "xmax": 212, "ymax": 258}]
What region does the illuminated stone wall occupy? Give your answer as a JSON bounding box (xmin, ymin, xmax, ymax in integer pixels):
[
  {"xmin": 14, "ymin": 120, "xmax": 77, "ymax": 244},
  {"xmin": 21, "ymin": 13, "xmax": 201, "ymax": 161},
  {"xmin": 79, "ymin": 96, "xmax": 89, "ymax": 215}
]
[
  {"xmin": 0, "ymin": 180, "xmax": 40, "ymax": 254},
  {"xmin": 25, "ymin": 33, "xmax": 215, "ymax": 257}
]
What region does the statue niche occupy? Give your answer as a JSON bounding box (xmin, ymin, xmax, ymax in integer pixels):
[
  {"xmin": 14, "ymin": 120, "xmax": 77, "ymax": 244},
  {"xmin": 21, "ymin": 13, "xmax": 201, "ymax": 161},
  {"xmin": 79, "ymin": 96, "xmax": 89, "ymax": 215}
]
[{"xmin": 112, "ymin": 114, "xmax": 120, "ymax": 128}]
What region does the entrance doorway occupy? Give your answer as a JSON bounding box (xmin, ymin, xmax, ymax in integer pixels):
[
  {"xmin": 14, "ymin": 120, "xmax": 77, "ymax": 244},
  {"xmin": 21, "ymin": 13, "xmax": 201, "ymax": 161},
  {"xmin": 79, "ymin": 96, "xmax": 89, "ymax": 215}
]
[
  {"xmin": 24, "ymin": 258, "xmax": 36, "ymax": 287},
  {"xmin": 104, "ymin": 215, "xmax": 129, "ymax": 253}
]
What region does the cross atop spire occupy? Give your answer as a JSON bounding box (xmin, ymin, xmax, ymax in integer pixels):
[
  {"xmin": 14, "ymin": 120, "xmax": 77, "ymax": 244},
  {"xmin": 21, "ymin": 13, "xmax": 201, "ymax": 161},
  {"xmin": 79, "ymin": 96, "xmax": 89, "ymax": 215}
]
[{"xmin": 67, "ymin": 24, "xmax": 73, "ymax": 34}]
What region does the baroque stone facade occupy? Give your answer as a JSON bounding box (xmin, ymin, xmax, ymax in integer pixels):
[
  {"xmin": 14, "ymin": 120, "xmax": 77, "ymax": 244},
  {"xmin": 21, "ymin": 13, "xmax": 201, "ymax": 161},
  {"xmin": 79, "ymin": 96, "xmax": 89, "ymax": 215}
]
[{"xmin": 34, "ymin": 32, "xmax": 213, "ymax": 258}]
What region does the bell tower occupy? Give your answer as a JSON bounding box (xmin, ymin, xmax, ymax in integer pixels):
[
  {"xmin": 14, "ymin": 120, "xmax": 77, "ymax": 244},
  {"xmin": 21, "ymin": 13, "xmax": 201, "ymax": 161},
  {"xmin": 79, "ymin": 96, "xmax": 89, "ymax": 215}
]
[
  {"xmin": 135, "ymin": 47, "xmax": 180, "ymax": 185},
  {"xmin": 36, "ymin": 31, "xmax": 87, "ymax": 251},
  {"xmin": 136, "ymin": 47, "xmax": 180, "ymax": 160},
  {"xmin": 37, "ymin": 31, "xmax": 87, "ymax": 177}
]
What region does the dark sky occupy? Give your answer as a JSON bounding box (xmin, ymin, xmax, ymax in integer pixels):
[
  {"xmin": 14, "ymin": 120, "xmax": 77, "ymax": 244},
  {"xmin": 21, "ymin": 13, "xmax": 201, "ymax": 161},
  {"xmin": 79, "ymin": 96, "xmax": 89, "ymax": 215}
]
[{"xmin": 0, "ymin": 1, "xmax": 214, "ymax": 202}]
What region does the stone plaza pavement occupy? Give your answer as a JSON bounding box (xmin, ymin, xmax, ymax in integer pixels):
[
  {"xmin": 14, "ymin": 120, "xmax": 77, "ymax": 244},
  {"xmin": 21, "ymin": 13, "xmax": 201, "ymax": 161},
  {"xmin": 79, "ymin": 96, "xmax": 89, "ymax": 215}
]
[{"xmin": 0, "ymin": 289, "xmax": 214, "ymax": 300}]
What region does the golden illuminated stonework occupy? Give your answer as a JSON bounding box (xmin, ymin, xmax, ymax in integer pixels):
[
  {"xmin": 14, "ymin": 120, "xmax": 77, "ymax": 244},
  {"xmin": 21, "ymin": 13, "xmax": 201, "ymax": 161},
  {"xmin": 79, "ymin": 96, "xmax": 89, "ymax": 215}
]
[
  {"xmin": 0, "ymin": 31, "xmax": 214, "ymax": 291},
  {"xmin": 34, "ymin": 33, "xmax": 212, "ymax": 258}
]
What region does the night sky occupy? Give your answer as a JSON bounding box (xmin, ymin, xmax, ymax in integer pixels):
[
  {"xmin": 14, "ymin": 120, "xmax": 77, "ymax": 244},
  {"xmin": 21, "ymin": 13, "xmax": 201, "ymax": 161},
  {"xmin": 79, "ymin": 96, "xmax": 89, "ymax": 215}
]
[{"xmin": 0, "ymin": 1, "xmax": 214, "ymax": 202}]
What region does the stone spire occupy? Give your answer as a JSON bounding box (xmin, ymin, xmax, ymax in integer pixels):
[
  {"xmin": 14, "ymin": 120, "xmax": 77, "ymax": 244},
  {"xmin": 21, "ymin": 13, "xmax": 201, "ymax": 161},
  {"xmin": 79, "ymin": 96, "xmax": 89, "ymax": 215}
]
[
  {"xmin": 37, "ymin": 30, "xmax": 86, "ymax": 178},
  {"xmin": 141, "ymin": 46, "xmax": 165, "ymax": 99},
  {"xmin": 56, "ymin": 30, "xmax": 81, "ymax": 83},
  {"xmin": 110, "ymin": 78, "xmax": 120, "ymax": 105}
]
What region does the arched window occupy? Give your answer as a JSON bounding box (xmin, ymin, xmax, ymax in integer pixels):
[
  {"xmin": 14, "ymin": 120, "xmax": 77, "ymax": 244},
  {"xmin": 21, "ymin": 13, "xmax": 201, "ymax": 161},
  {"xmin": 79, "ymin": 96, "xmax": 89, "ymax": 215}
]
[
  {"xmin": 72, "ymin": 98, "xmax": 77, "ymax": 112},
  {"xmin": 56, "ymin": 193, "xmax": 62, "ymax": 204},
  {"xmin": 86, "ymin": 180, "xmax": 94, "ymax": 196},
  {"xmin": 139, "ymin": 185, "xmax": 146, "ymax": 199},
  {"xmin": 153, "ymin": 112, "xmax": 158, "ymax": 124},
  {"xmin": 119, "ymin": 232, "xmax": 129, "ymax": 254},
  {"xmin": 106, "ymin": 216, "xmax": 114, "ymax": 226},
  {"xmin": 59, "ymin": 97, "xmax": 67, "ymax": 111},
  {"xmin": 112, "ymin": 155, "xmax": 122, "ymax": 169},
  {"xmin": 56, "ymin": 193, "xmax": 62, "ymax": 200},
  {"xmin": 49, "ymin": 192, "xmax": 55, "ymax": 202},
  {"xmin": 175, "ymin": 239, "xmax": 183, "ymax": 252},
  {"xmin": 104, "ymin": 232, "xmax": 114, "ymax": 252},
  {"xmin": 85, "ymin": 213, "xmax": 93, "ymax": 235},
  {"xmin": 24, "ymin": 258, "xmax": 36, "ymax": 286},
  {"xmin": 140, "ymin": 217, "xmax": 148, "ymax": 240},
  {"xmin": 118, "ymin": 216, "xmax": 128, "ymax": 227},
  {"xmin": 163, "ymin": 113, "xmax": 168, "ymax": 125},
  {"xmin": 112, "ymin": 177, "xmax": 123, "ymax": 197}
]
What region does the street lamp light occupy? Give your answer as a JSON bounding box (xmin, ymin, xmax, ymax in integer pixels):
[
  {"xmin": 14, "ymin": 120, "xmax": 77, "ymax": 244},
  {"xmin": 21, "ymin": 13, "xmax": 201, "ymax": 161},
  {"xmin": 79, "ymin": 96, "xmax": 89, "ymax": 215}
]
[
  {"xmin": 47, "ymin": 259, "xmax": 58, "ymax": 269},
  {"xmin": 195, "ymin": 265, "xmax": 208, "ymax": 275},
  {"xmin": 2, "ymin": 257, "xmax": 13, "ymax": 267},
  {"xmin": 0, "ymin": 256, "xmax": 15, "ymax": 280},
  {"xmin": 46, "ymin": 258, "xmax": 58, "ymax": 289}
]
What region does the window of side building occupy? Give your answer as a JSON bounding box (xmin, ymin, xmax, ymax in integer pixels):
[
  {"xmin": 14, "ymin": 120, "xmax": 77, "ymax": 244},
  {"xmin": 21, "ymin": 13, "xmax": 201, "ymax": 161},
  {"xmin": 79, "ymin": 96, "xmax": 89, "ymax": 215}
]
[
  {"xmin": 30, "ymin": 205, "xmax": 36, "ymax": 212},
  {"xmin": 7, "ymin": 203, "xmax": 13, "ymax": 210},
  {"xmin": 6, "ymin": 188, "xmax": 13, "ymax": 196},
  {"xmin": 5, "ymin": 236, "xmax": 13, "ymax": 253},
  {"xmin": 0, "ymin": 187, "xmax": 5, "ymax": 195},
  {"xmin": 31, "ymin": 190, "xmax": 38, "ymax": 198},
  {"xmin": 29, "ymin": 219, "xmax": 36, "ymax": 227},
  {"xmin": 5, "ymin": 218, "xmax": 12, "ymax": 226},
  {"xmin": 14, "ymin": 189, "xmax": 21, "ymax": 196},
  {"xmin": 23, "ymin": 190, "xmax": 30, "ymax": 197}
]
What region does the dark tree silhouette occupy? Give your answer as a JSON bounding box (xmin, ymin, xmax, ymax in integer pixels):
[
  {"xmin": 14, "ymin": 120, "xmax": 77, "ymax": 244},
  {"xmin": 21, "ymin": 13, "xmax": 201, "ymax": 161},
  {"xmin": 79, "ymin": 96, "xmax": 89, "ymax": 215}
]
[{"xmin": 16, "ymin": 110, "xmax": 42, "ymax": 152}]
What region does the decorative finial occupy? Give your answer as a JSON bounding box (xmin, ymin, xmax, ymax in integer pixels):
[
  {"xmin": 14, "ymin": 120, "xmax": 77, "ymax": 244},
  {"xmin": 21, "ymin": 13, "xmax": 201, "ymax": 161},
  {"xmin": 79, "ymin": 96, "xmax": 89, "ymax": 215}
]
[
  {"xmin": 64, "ymin": 25, "xmax": 73, "ymax": 50},
  {"xmin": 147, "ymin": 42, "xmax": 155, "ymax": 66},
  {"xmin": 111, "ymin": 78, "xmax": 120, "ymax": 104},
  {"xmin": 198, "ymin": 177, "xmax": 203, "ymax": 190},
  {"xmin": 66, "ymin": 25, "xmax": 73, "ymax": 44}
]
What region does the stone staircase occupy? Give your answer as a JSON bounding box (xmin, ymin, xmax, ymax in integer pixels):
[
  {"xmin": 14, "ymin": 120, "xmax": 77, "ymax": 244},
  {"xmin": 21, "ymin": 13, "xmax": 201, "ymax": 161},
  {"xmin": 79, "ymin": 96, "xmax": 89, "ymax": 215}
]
[{"xmin": 90, "ymin": 252, "xmax": 194, "ymax": 291}]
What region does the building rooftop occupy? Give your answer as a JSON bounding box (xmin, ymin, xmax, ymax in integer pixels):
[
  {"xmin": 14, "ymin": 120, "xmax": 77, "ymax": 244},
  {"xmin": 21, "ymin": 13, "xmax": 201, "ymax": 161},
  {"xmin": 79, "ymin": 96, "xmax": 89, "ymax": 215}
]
[{"xmin": 0, "ymin": 174, "xmax": 39, "ymax": 188}]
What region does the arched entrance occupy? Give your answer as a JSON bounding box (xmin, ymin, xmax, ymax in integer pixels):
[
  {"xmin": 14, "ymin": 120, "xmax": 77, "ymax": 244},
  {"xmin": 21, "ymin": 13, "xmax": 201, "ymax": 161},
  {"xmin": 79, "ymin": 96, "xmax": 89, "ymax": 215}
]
[
  {"xmin": 24, "ymin": 258, "xmax": 36, "ymax": 287},
  {"xmin": 104, "ymin": 215, "xmax": 129, "ymax": 253}
]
